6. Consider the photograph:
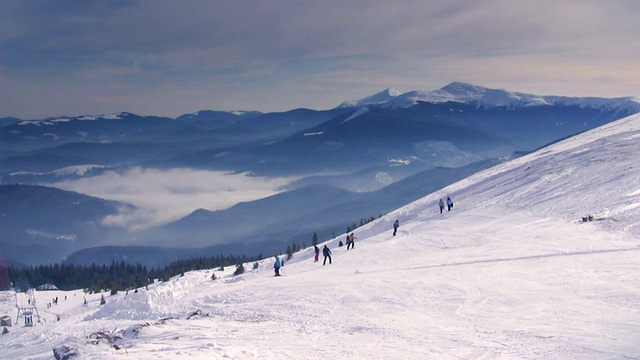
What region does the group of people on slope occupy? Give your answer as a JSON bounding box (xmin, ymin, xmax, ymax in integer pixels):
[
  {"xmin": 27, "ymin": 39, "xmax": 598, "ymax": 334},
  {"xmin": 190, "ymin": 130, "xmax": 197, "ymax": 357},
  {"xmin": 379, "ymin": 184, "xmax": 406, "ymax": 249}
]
[
  {"xmin": 313, "ymin": 244, "xmax": 332, "ymax": 265},
  {"xmin": 274, "ymin": 196, "xmax": 456, "ymax": 276},
  {"xmin": 438, "ymin": 196, "xmax": 454, "ymax": 214},
  {"xmin": 274, "ymin": 242, "xmax": 335, "ymax": 276}
]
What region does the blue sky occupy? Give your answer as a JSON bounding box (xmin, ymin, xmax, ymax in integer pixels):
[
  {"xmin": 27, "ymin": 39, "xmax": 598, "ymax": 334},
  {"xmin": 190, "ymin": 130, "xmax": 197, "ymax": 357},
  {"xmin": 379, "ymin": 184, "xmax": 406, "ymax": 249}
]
[{"xmin": 1, "ymin": 0, "xmax": 639, "ymax": 119}]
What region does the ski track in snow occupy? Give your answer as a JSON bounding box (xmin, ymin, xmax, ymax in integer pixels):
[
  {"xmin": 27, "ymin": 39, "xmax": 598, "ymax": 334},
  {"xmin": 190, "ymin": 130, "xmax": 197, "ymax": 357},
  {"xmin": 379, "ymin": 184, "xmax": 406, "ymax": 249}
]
[{"xmin": 2, "ymin": 114, "xmax": 640, "ymax": 359}]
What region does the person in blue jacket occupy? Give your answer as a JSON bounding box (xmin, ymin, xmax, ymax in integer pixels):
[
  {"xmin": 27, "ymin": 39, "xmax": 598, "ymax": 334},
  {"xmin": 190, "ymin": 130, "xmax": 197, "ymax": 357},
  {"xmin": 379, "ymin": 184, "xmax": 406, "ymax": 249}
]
[
  {"xmin": 274, "ymin": 255, "xmax": 283, "ymax": 276},
  {"xmin": 446, "ymin": 197, "xmax": 454, "ymax": 211}
]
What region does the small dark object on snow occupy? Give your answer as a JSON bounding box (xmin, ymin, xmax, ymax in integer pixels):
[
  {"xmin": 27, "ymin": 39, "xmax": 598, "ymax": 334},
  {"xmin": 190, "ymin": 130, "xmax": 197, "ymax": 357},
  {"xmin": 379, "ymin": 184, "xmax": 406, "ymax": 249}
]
[
  {"xmin": 187, "ymin": 309, "xmax": 205, "ymax": 320},
  {"xmin": 581, "ymin": 215, "xmax": 595, "ymax": 222},
  {"xmin": 53, "ymin": 344, "xmax": 78, "ymax": 360},
  {"xmin": 88, "ymin": 331, "xmax": 122, "ymax": 350}
]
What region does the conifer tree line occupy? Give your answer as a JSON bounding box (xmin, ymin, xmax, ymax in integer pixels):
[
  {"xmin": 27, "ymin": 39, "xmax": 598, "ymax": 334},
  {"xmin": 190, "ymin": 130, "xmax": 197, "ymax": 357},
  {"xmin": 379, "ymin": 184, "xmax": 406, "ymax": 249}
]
[
  {"xmin": 0, "ymin": 253, "xmax": 259, "ymax": 292},
  {"xmin": 1, "ymin": 262, "xmax": 149, "ymax": 294},
  {"xmin": 346, "ymin": 214, "xmax": 382, "ymax": 233}
]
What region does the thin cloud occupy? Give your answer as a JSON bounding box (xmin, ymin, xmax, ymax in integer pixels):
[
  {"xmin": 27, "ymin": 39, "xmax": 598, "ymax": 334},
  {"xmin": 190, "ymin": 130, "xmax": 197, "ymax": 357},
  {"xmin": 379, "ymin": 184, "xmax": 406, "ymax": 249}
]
[{"xmin": 50, "ymin": 167, "xmax": 296, "ymax": 231}]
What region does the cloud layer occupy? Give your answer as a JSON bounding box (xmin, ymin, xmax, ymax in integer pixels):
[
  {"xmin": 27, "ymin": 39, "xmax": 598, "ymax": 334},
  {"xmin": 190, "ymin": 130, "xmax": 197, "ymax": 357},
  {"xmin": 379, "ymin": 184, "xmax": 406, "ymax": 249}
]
[
  {"xmin": 1, "ymin": 1, "xmax": 639, "ymax": 118},
  {"xmin": 51, "ymin": 167, "xmax": 295, "ymax": 231}
]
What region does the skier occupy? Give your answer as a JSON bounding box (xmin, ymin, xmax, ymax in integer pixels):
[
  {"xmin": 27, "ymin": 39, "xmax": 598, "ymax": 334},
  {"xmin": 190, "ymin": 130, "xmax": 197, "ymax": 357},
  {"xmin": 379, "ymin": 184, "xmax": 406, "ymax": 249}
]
[
  {"xmin": 273, "ymin": 255, "xmax": 283, "ymax": 276},
  {"xmin": 314, "ymin": 245, "xmax": 320, "ymax": 262},
  {"xmin": 322, "ymin": 245, "xmax": 332, "ymax": 265},
  {"xmin": 346, "ymin": 233, "xmax": 355, "ymax": 250},
  {"xmin": 446, "ymin": 196, "xmax": 454, "ymax": 212},
  {"xmin": 393, "ymin": 220, "xmax": 399, "ymax": 236},
  {"xmin": 439, "ymin": 198, "xmax": 445, "ymax": 214}
]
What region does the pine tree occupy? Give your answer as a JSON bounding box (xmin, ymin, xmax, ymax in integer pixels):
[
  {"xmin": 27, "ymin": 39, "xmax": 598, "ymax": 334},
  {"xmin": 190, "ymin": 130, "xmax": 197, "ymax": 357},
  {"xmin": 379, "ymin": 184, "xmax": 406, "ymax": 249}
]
[
  {"xmin": 286, "ymin": 245, "xmax": 293, "ymax": 260},
  {"xmin": 312, "ymin": 231, "xmax": 319, "ymax": 246}
]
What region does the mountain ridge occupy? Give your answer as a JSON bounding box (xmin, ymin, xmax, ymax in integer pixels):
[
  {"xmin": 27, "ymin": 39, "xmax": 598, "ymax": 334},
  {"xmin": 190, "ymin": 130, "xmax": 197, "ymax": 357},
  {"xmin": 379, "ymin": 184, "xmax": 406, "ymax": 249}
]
[
  {"xmin": 2, "ymin": 83, "xmax": 640, "ymax": 267},
  {"xmin": 342, "ymin": 82, "xmax": 640, "ymax": 112},
  {"xmin": 3, "ymin": 82, "xmax": 638, "ymax": 124}
]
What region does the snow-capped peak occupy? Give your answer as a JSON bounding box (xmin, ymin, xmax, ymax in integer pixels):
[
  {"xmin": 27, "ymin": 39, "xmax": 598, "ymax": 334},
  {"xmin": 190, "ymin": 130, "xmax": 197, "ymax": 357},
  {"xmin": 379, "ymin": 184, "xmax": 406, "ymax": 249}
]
[
  {"xmin": 18, "ymin": 113, "xmax": 128, "ymax": 126},
  {"xmin": 76, "ymin": 113, "xmax": 127, "ymax": 121},
  {"xmin": 342, "ymin": 82, "xmax": 640, "ymax": 113},
  {"xmin": 338, "ymin": 88, "xmax": 402, "ymax": 108},
  {"xmin": 383, "ymin": 82, "xmax": 551, "ymax": 109}
]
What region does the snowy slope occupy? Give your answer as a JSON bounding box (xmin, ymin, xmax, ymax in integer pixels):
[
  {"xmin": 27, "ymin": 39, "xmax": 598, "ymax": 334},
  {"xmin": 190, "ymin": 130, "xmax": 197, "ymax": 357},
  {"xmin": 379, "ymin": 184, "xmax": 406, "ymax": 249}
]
[{"xmin": 2, "ymin": 114, "xmax": 640, "ymax": 359}]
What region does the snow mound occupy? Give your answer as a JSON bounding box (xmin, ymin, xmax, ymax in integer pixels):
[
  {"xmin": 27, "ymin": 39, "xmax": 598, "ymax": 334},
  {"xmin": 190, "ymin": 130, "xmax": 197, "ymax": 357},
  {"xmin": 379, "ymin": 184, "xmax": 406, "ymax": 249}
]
[{"xmin": 87, "ymin": 275, "xmax": 202, "ymax": 321}]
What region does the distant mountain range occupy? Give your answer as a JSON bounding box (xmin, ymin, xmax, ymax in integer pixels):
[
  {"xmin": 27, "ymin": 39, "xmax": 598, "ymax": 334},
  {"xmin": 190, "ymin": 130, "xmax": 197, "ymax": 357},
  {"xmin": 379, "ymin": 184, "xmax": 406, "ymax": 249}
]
[
  {"xmin": 356, "ymin": 82, "xmax": 640, "ymax": 111},
  {"xmin": 0, "ymin": 184, "xmax": 134, "ymax": 267},
  {"xmin": 1, "ymin": 82, "xmax": 638, "ymax": 267}
]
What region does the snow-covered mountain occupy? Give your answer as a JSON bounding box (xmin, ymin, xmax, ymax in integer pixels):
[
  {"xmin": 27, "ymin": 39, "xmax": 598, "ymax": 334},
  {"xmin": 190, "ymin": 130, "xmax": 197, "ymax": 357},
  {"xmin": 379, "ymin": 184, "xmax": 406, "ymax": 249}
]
[
  {"xmin": 0, "ymin": 184, "xmax": 136, "ymax": 266},
  {"xmin": 17, "ymin": 112, "xmax": 128, "ymax": 126},
  {"xmin": 174, "ymin": 110, "xmax": 262, "ymax": 130},
  {"xmin": 343, "ymin": 82, "xmax": 640, "ymax": 113},
  {"xmin": 338, "ymin": 88, "xmax": 403, "ymax": 108},
  {"xmin": 4, "ymin": 165, "xmax": 113, "ymax": 184},
  {"xmin": 2, "ymin": 112, "xmax": 639, "ymax": 359}
]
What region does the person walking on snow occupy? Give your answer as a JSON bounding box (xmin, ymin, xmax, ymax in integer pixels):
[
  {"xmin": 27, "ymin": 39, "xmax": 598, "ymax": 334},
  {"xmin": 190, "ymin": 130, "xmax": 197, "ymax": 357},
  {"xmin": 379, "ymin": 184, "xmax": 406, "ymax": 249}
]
[
  {"xmin": 314, "ymin": 245, "xmax": 320, "ymax": 262},
  {"xmin": 439, "ymin": 198, "xmax": 445, "ymax": 214},
  {"xmin": 393, "ymin": 220, "xmax": 399, "ymax": 236},
  {"xmin": 322, "ymin": 245, "xmax": 332, "ymax": 265},
  {"xmin": 446, "ymin": 197, "xmax": 454, "ymax": 212},
  {"xmin": 346, "ymin": 233, "xmax": 356, "ymax": 250},
  {"xmin": 273, "ymin": 255, "xmax": 283, "ymax": 276}
]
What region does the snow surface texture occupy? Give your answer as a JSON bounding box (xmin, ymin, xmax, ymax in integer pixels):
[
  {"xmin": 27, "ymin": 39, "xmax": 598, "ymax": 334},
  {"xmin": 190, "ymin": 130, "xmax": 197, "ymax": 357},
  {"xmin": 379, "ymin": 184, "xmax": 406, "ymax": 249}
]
[{"xmin": 2, "ymin": 114, "xmax": 640, "ymax": 359}]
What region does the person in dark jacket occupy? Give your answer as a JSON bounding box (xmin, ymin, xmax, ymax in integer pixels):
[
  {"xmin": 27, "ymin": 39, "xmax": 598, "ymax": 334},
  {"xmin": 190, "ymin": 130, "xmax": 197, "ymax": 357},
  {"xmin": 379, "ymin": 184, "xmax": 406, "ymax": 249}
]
[
  {"xmin": 393, "ymin": 220, "xmax": 399, "ymax": 236},
  {"xmin": 446, "ymin": 197, "xmax": 454, "ymax": 211},
  {"xmin": 314, "ymin": 245, "xmax": 320, "ymax": 262},
  {"xmin": 439, "ymin": 198, "xmax": 445, "ymax": 214},
  {"xmin": 322, "ymin": 245, "xmax": 332, "ymax": 265},
  {"xmin": 274, "ymin": 256, "xmax": 283, "ymax": 276}
]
